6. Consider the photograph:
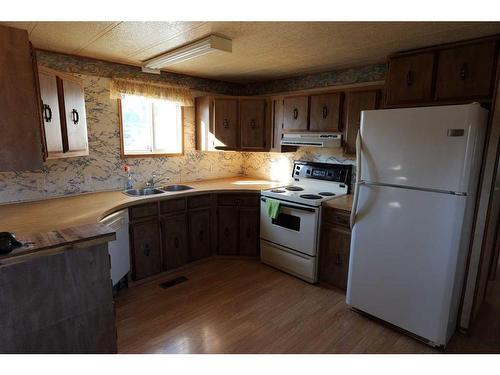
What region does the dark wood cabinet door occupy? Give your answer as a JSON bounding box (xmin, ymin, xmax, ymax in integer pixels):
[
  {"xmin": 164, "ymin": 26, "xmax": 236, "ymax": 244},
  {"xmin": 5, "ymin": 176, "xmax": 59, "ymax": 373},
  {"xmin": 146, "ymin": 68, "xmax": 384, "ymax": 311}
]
[
  {"xmin": 309, "ymin": 93, "xmax": 342, "ymax": 132},
  {"xmin": 435, "ymin": 41, "xmax": 497, "ymax": 101},
  {"xmin": 385, "ymin": 52, "xmax": 435, "ymax": 105},
  {"xmin": 161, "ymin": 213, "xmax": 188, "ymax": 271},
  {"xmin": 188, "ymin": 209, "xmax": 212, "ymax": 261},
  {"xmin": 130, "ymin": 219, "xmax": 161, "ymax": 280},
  {"xmin": 239, "ymin": 207, "xmax": 260, "ymax": 256},
  {"xmin": 217, "ymin": 206, "xmax": 240, "ymax": 255},
  {"xmin": 283, "ymin": 95, "xmax": 308, "ymax": 131},
  {"xmin": 214, "ymin": 98, "xmax": 239, "ymax": 149},
  {"xmin": 344, "ymin": 90, "xmax": 378, "ymax": 155},
  {"xmin": 319, "ymin": 224, "xmax": 351, "ymax": 290},
  {"xmin": 0, "ymin": 25, "xmax": 44, "ymax": 171},
  {"xmin": 240, "ymin": 99, "xmax": 267, "ymax": 150}
]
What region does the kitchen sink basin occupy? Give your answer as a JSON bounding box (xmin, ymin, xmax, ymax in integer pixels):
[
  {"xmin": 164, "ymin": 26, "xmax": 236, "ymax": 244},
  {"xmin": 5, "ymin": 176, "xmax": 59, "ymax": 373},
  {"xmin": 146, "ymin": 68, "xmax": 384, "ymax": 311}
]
[
  {"xmin": 161, "ymin": 184, "xmax": 194, "ymax": 192},
  {"xmin": 122, "ymin": 188, "xmax": 164, "ymax": 196}
]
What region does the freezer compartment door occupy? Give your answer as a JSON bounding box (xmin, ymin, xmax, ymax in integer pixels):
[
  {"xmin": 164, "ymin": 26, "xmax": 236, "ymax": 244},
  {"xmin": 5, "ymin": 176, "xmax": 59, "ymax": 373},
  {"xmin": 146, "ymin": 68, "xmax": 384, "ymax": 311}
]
[
  {"xmin": 359, "ymin": 103, "xmax": 487, "ymax": 192},
  {"xmin": 347, "ymin": 184, "xmax": 467, "ymax": 345}
]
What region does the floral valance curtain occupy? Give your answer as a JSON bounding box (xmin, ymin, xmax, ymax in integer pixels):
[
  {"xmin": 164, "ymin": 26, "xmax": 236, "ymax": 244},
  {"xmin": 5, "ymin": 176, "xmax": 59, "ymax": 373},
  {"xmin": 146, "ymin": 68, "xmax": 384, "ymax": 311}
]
[{"xmin": 109, "ymin": 78, "xmax": 193, "ymax": 106}]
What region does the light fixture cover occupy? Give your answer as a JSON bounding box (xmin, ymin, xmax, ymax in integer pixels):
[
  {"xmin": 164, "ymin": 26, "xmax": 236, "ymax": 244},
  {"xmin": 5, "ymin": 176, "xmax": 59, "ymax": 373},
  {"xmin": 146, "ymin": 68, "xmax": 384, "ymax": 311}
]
[{"xmin": 142, "ymin": 35, "xmax": 232, "ymax": 72}]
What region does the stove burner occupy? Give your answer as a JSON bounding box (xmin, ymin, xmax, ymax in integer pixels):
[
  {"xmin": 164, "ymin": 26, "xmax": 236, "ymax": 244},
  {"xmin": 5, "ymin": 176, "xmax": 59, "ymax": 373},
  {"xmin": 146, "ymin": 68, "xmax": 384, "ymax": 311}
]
[
  {"xmin": 271, "ymin": 189, "xmax": 286, "ymax": 193},
  {"xmin": 285, "ymin": 186, "xmax": 304, "ymax": 191},
  {"xmin": 300, "ymin": 194, "xmax": 322, "ymax": 200},
  {"xmin": 318, "ymin": 192, "xmax": 336, "ymax": 196}
]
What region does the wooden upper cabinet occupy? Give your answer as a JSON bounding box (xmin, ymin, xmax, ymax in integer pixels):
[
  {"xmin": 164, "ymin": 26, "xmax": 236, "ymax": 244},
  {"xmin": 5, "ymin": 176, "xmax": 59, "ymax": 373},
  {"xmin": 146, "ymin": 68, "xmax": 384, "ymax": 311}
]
[
  {"xmin": 283, "ymin": 95, "xmax": 308, "ymax": 131},
  {"xmin": 309, "ymin": 93, "xmax": 342, "ymax": 132},
  {"xmin": 38, "ymin": 70, "xmax": 63, "ymax": 153},
  {"xmin": 213, "ymin": 98, "xmax": 239, "ymax": 150},
  {"xmin": 240, "ymin": 99, "xmax": 268, "ymax": 150},
  {"xmin": 385, "ymin": 52, "xmax": 435, "ymax": 105},
  {"xmin": 60, "ymin": 77, "xmax": 88, "ymax": 152},
  {"xmin": 344, "ymin": 90, "xmax": 378, "ymax": 155},
  {"xmin": 435, "ymin": 41, "xmax": 497, "ymax": 101},
  {"xmin": 0, "ymin": 25, "xmax": 45, "ymax": 171}
]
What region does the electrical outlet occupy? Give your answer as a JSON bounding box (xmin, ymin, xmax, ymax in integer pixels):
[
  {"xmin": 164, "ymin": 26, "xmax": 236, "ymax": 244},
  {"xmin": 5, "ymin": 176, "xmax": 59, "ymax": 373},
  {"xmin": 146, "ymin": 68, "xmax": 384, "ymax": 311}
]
[
  {"xmin": 35, "ymin": 175, "xmax": 45, "ymax": 192},
  {"xmin": 84, "ymin": 173, "xmax": 93, "ymax": 189}
]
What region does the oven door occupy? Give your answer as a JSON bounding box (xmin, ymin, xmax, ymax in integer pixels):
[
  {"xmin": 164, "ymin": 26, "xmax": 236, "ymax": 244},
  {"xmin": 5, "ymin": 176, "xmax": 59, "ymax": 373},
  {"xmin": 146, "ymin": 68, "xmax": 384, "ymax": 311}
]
[{"xmin": 260, "ymin": 197, "xmax": 320, "ymax": 256}]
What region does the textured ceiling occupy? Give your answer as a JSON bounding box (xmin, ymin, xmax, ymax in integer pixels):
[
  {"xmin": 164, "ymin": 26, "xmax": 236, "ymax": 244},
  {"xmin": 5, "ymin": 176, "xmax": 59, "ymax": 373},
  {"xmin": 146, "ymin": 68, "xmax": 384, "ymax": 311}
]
[{"xmin": 2, "ymin": 21, "xmax": 500, "ymax": 83}]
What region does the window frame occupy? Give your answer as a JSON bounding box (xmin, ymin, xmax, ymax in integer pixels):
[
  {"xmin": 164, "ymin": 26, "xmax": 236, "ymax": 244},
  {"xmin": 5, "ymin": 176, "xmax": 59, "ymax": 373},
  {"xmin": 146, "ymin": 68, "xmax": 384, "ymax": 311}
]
[{"xmin": 118, "ymin": 97, "xmax": 184, "ymax": 159}]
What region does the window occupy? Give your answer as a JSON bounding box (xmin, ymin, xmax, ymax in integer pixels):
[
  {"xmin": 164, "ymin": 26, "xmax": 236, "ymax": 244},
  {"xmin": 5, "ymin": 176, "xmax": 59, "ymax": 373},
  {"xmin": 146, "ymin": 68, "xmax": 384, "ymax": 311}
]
[{"xmin": 119, "ymin": 94, "xmax": 183, "ymax": 157}]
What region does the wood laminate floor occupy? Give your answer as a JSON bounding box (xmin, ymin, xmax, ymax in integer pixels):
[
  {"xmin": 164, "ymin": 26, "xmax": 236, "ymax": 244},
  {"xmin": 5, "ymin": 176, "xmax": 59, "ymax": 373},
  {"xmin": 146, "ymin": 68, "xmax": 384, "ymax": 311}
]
[{"xmin": 114, "ymin": 258, "xmax": 500, "ymax": 353}]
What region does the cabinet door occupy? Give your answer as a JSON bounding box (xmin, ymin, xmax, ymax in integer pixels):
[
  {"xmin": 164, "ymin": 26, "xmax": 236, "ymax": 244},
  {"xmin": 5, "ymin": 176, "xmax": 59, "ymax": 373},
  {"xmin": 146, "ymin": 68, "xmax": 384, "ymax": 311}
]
[
  {"xmin": 344, "ymin": 90, "xmax": 378, "ymax": 155},
  {"xmin": 318, "ymin": 224, "xmax": 351, "ymax": 290},
  {"xmin": 0, "ymin": 25, "xmax": 44, "ymax": 171},
  {"xmin": 218, "ymin": 206, "xmax": 240, "ymax": 255},
  {"xmin": 130, "ymin": 219, "xmax": 161, "ymax": 280},
  {"xmin": 161, "ymin": 213, "xmax": 188, "ymax": 271},
  {"xmin": 214, "ymin": 98, "xmax": 238, "ymax": 149},
  {"xmin": 283, "ymin": 95, "xmax": 308, "ymax": 131},
  {"xmin": 309, "ymin": 93, "xmax": 342, "ymax": 132},
  {"xmin": 188, "ymin": 209, "xmax": 212, "ymax": 261},
  {"xmin": 385, "ymin": 53, "xmax": 435, "ymax": 105},
  {"xmin": 240, "ymin": 99, "xmax": 267, "ymax": 150},
  {"xmin": 239, "ymin": 207, "xmax": 260, "ymax": 256},
  {"xmin": 38, "ymin": 70, "xmax": 63, "ymax": 153},
  {"xmin": 60, "ymin": 78, "xmax": 88, "ymax": 152},
  {"xmin": 435, "ymin": 41, "xmax": 497, "ymax": 100}
]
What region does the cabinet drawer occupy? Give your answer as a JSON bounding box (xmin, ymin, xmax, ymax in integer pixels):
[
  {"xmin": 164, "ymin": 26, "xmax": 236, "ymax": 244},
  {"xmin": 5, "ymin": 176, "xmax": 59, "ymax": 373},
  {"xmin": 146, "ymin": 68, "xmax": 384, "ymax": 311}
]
[
  {"xmin": 435, "ymin": 41, "xmax": 497, "ymax": 100},
  {"xmin": 187, "ymin": 194, "xmax": 212, "ymax": 209},
  {"xmin": 218, "ymin": 193, "xmax": 260, "ymax": 207},
  {"xmin": 129, "ymin": 203, "xmax": 158, "ymax": 220},
  {"xmin": 323, "ymin": 208, "xmax": 350, "ymax": 229},
  {"xmin": 160, "ymin": 198, "xmax": 186, "ymax": 214}
]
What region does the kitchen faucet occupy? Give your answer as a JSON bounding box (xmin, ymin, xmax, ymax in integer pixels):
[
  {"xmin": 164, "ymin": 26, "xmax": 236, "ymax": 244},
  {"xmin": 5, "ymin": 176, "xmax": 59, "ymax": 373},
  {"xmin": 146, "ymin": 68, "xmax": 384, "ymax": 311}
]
[{"xmin": 146, "ymin": 173, "xmax": 168, "ymax": 188}]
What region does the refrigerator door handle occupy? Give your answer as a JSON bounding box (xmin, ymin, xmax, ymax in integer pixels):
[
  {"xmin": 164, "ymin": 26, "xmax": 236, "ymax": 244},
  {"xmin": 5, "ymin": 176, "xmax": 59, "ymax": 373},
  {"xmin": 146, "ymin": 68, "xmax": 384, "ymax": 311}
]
[{"xmin": 351, "ymin": 132, "xmax": 363, "ymax": 230}]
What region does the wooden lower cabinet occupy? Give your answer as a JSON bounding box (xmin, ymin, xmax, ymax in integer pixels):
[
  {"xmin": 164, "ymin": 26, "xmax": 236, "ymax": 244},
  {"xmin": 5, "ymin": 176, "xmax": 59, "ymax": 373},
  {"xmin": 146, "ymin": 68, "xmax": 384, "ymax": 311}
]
[
  {"xmin": 130, "ymin": 218, "xmax": 161, "ymax": 281},
  {"xmin": 217, "ymin": 193, "xmax": 260, "ymax": 256},
  {"xmin": 218, "ymin": 206, "xmax": 240, "ymax": 255},
  {"xmin": 188, "ymin": 208, "xmax": 212, "ymax": 261},
  {"xmin": 318, "ymin": 209, "xmax": 352, "ymax": 290},
  {"xmin": 161, "ymin": 213, "xmax": 188, "ymax": 271},
  {"xmin": 239, "ymin": 207, "xmax": 260, "ymax": 256}
]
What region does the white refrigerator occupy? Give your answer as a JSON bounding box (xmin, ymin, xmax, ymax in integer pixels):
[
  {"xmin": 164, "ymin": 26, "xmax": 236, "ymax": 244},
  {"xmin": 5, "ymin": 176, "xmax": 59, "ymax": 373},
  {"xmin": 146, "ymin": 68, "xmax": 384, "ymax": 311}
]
[{"xmin": 346, "ymin": 103, "xmax": 488, "ymax": 347}]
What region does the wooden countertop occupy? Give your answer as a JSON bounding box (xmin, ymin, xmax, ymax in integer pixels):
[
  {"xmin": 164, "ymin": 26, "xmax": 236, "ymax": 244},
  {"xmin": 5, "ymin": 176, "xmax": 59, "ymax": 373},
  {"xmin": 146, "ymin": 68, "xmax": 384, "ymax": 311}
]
[
  {"xmin": 322, "ymin": 194, "xmax": 353, "ymax": 212},
  {"xmin": 0, "ymin": 177, "xmax": 279, "ymax": 237},
  {"xmin": 0, "ymin": 223, "xmax": 116, "ymax": 264}
]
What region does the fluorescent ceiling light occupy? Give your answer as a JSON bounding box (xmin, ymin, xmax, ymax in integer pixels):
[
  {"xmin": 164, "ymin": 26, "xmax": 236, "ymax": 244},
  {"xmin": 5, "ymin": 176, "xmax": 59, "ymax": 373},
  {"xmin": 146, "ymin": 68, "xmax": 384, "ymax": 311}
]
[{"xmin": 142, "ymin": 35, "xmax": 232, "ymax": 72}]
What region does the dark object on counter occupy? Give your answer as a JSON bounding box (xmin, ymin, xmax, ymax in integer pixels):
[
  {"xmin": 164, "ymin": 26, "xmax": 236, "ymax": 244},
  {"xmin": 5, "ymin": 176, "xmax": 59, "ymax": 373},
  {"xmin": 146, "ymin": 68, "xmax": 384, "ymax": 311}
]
[{"xmin": 0, "ymin": 232, "xmax": 23, "ymax": 255}]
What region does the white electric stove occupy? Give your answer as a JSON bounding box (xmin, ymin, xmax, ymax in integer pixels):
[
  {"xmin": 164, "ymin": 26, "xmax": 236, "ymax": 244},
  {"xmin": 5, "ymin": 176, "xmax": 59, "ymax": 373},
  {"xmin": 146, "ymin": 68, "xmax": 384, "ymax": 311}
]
[{"xmin": 260, "ymin": 160, "xmax": 352, "ymax": 283}]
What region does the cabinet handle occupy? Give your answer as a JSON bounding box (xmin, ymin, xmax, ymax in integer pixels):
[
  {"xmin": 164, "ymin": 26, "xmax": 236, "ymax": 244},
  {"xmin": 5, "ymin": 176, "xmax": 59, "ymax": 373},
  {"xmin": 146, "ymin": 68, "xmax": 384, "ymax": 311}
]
[
  {"xmin": 43, "ymin": 104, "xmax": 52, "ymax": 122},
  {"xmin": 335, "ymin": 253, "xmax": 342, "ymax": 265},
  {"xmin": 406, "ymin": 70, "xmax": 414, "ymax": 86},
  {"xmin": 250, "ymin": 119, "xmax": 256, "ymax": 129},
  {"xmin": 174, "ymin": 237, "xmax": 179, "ymax": 248},
  {"xmin": 293, "ymin": 108, "xmax": 298, "ymax": 120},
  {"xmin": 322, "ymin": 106, "xmax": 328, "ymax": 119},
  {"xmin": 71, "ymin": 109, "xmax": 79, "ymax": 125},
  {"xmin": 460, "ymin": 63, "xmax": 469, "ymax": 80},
  {"xmin": 144, "ymin": 243, "xmax": 151, "ymax": 257},
  {"xmin": 223, "ymin": 119, "xmax": 229, "ymax": 129}
]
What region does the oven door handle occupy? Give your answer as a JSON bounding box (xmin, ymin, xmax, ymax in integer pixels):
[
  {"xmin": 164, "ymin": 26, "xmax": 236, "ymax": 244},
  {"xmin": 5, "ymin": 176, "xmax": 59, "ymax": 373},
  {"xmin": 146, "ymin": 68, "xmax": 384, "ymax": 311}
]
[{"xmin": 260, "ymin": 197, "xmax": 316, "ymax": 213}]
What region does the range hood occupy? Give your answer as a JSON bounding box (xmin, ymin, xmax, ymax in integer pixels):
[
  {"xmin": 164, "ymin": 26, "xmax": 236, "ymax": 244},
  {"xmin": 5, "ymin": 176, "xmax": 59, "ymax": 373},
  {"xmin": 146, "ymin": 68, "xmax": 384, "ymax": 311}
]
[{"xmin": 280, "ymin": 132, "xmax": 342, "ymax": 148}]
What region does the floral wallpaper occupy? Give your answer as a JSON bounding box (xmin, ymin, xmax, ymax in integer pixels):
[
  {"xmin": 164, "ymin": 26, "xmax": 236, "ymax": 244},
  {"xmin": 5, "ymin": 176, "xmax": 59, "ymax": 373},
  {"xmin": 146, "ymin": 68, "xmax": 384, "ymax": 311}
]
[{"xmin": 0, "ymin": 51, "xmax": 377, "ymax": 204}]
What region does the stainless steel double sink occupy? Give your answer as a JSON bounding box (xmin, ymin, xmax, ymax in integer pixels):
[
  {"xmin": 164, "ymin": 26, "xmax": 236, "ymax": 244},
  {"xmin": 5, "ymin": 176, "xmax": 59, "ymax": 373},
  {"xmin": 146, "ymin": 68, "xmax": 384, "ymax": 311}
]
[{"xmin": 122, "ymin": 185, "xmax": 194, "ymax": 196}]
